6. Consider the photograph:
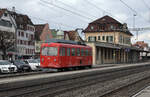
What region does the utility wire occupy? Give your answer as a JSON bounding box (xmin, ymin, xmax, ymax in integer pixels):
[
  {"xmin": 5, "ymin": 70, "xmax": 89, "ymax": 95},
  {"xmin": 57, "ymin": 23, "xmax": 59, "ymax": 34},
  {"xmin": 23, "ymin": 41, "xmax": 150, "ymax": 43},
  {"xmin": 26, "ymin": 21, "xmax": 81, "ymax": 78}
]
[
  {"xmin": 39, "ymin": 2, "xmax": 89, "ymax": 24},
  {"xmin": 141, "ymin": 0, "xmax": 150, "ymax": 22},
  {"xmin": 120, "ymin": 0, "xmax": 137, "ymax": 15},
  {"xmin": 40, "ymin": 0, "xmax": 93, "ymax": 22},
  {"xmin": 85, "ymin": 0, "xmax": 125, "ymax": 23},
  {"xmin": 142, "ymin": 0, "xmax": 150, "ymax": 10},
  {"xmin": 55, "ymin": 0, "xmax": 98, "ymax": 19},
  {"xmin": 15, "ymin": 8, "xmax": 76, "ymax": 29},
  {"xmin": 120, "ymin": 0, "xmax": 150, "ymax": 23}
]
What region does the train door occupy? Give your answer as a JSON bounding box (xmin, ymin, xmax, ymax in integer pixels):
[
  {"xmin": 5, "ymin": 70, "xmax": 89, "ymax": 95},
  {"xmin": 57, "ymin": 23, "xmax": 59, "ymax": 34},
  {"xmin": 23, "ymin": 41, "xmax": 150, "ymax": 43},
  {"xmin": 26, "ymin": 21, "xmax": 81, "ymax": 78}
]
[
  {"xmin": 77, "ymin": 48, "xmax": 81, "ymax": 66},
  {"xmin": 81, "ymin": 48, "xmax": 84, "ymax": 65},
  {"xmin": 71, "ymin": 48, "xmax": 76, "ymax": 67},
  {"xmin": 66, "ymin": 48, "xmax": 71, "ymax": 67}
]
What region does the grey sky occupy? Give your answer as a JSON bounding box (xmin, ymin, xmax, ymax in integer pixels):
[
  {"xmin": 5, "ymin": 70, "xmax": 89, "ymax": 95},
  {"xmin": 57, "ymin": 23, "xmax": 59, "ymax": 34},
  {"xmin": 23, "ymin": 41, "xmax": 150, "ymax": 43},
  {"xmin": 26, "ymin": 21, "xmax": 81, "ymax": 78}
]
[{"xmin": 1, "ymin": 0, "xmax": 150, "ymax": 44}]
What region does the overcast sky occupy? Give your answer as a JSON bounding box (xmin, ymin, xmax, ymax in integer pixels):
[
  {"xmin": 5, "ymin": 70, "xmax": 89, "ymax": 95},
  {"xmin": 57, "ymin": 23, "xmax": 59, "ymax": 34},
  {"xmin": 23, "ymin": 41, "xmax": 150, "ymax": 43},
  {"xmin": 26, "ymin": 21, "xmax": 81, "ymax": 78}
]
[{"xmin": 1, "ymin": 0, "xmax": 150, "ymax": 45}]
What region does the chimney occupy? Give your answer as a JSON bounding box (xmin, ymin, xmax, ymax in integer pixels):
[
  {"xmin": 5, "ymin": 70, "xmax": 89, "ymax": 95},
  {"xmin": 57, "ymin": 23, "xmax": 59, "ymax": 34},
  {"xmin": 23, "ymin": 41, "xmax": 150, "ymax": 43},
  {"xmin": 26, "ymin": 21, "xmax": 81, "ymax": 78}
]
[{"xmin": 12, "ymin": 6, "xmax": 15, "ymax": 12}]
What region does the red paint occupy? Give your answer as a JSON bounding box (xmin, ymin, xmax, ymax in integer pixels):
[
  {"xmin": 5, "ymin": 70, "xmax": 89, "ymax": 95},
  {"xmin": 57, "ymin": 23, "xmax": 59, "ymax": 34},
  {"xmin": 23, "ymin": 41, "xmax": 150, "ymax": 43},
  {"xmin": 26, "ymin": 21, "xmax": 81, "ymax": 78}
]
[{"xmin": 40, "ymin": 43, "xmax": 92, "ymax": 69}]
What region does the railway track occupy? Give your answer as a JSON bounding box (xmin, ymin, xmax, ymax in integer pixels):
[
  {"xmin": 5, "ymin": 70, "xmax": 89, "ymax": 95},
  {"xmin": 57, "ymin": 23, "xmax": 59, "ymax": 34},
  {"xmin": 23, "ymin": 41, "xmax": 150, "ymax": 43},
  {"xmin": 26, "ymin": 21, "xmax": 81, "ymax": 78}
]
[{"xmin": 0, "ymin": 63, "xmax": 150, "ymax": 97}]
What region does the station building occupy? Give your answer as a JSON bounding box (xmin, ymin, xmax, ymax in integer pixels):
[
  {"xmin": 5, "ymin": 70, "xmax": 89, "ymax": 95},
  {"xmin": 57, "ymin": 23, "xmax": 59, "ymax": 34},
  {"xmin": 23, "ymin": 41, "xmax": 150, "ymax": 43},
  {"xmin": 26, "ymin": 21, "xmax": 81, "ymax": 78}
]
[{"xmin": 84, "ymin": 15, "xmax": 142, "ymax": 65}]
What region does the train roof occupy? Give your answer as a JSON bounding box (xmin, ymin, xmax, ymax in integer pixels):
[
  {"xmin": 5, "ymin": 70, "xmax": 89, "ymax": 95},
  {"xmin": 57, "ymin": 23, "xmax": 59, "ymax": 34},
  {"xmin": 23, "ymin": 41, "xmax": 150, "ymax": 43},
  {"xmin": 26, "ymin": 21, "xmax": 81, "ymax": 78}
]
[
  {"xmin": 44, "ymin": 39, "xmax": 86, "ymax": 46},
  {"xmin": 42, "ymin": 39, "xmax": 91, "ymax": 48}
]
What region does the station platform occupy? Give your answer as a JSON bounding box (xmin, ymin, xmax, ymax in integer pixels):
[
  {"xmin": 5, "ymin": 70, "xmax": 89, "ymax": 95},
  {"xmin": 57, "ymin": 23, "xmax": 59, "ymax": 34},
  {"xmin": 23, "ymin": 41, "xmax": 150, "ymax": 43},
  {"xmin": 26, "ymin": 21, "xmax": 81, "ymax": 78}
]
[{"xmin": 132, "ymin": 86, "xmax": 150, "ymax": 97}]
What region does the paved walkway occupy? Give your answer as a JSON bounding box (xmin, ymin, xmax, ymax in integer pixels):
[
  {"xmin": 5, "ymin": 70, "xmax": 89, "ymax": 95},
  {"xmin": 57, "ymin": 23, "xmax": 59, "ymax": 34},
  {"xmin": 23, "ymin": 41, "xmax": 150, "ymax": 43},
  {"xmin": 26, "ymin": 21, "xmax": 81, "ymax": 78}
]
[{"xmin": 132, "ymin": 86, "xmax": 150, "ymax": 97}]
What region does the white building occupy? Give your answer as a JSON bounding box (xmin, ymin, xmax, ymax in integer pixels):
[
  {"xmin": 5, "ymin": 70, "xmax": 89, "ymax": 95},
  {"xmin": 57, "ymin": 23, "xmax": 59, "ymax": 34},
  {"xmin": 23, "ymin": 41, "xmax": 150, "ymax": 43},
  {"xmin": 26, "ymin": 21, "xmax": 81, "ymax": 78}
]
[
  {"xmin": 0, "ymin": 8, "xmax": 16, "ymax": 59},
  {"xmin": 0, "ymin": 8, "xmax": 35, "ymax": 59}
]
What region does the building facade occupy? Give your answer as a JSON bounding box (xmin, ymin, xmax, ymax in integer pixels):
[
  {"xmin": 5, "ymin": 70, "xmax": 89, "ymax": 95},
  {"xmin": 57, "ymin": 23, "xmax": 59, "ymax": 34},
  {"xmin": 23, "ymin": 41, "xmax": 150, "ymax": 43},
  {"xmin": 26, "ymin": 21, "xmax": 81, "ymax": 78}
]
[
  {"xmin": 0, "ymin": 8, "xmax": 35, "ymax": 59},
  {"xmin": 34, "ymin": 23, "xmax": 52, "ymax": 57},
  {"xmin": 133, "ymin": 41, "xmax": 150, "ymax": 60},
  {"xmin": 84, "ymin": 15, "xmax": 141, "ymax": 65},
  {"xmin": 0, "ymin": 8, "xmax": 16, "ymax": 60},
  {"xmin": 65, "ymin": 30, "xmax": 84, "ymax": 42}
]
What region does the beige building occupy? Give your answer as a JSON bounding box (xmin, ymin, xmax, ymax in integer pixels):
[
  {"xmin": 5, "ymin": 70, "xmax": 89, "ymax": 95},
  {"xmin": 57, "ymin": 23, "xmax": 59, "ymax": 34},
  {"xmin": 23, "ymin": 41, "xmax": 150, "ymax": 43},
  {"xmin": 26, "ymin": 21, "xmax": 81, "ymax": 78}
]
[{"xmin": 84, "ymin": 15, "xmax": 141, "ymax": 65}]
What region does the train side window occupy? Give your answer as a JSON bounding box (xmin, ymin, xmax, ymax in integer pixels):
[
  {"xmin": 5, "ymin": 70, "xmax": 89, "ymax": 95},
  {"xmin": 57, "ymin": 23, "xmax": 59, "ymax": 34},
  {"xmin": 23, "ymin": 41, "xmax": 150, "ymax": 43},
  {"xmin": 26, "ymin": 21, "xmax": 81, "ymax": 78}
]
[
  {"xmin": 85, "ymin": 49, "xmax": 88, "ymax": 56},
  {"xmin": 71, "ymin": 48, "xmax": 75, "ymax": 56},
  {"xmin": 77, "ymin": 48, "xmax": 80, "ymax": 56},
  {"xmin": 81, "ymin": 48, "xmax": 84, "ymax": 56},
  {"xmin": 59, "ymin": 48, "xmax": 63, "ymax": 56},
  {"xmin": 60, "ymin": 47, "xmax": 65, "ymax": 56},
  {"xmin": 67, "ymin": 48, "xmax": 70, "ymax": 56},
  {"xmin": 62, "ymin": 48, "xmax": 65, "ymax": 56}
]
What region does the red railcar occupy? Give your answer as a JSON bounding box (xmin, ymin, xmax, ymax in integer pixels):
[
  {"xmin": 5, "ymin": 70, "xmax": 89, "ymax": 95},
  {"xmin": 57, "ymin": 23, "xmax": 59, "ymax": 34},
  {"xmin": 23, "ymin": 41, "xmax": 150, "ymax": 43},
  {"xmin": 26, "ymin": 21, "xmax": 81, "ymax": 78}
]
[{"xmin": 40, "ymin": 40, "xmax": 92, "ymax": 70}]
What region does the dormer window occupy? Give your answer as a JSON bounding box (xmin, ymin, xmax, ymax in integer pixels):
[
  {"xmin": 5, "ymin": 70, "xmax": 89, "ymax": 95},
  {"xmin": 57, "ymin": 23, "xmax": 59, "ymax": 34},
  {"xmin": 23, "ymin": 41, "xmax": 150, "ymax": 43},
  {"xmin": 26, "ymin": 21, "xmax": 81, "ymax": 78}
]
[
  {"xmin": 102, "ymin": 18, "xmax": 106, "ymax": 21},
  {"xmin": 110, "ymin": 25, "xmax": 114, "ymax": 30},
  {"xmin": 91, "ymin": 26, "xmax": 94, "ymax": 30}
]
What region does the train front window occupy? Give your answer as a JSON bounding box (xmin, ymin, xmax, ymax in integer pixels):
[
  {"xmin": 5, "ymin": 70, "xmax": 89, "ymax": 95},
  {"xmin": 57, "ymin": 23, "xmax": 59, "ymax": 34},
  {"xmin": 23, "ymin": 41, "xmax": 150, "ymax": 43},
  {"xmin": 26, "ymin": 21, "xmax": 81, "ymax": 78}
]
[{"xmin": 42, "ymin": 47, "xmax": 58, "ymax": 56}]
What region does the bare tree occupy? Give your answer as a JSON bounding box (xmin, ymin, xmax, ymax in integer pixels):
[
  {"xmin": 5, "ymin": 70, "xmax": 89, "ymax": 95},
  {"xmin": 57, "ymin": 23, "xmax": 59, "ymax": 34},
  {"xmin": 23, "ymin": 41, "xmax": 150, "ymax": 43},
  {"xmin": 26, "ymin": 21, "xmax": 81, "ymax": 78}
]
[{"xmin": 0, "ymin": 31, "xmax": 15, "ymax": 60}]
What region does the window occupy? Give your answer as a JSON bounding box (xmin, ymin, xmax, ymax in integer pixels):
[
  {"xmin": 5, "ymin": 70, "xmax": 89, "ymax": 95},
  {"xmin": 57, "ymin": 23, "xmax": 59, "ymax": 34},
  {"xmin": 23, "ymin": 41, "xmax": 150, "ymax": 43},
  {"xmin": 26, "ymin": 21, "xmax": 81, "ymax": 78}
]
[
  {"xmin": 18, "ymin": 31, "xmax": 20, "ymax": 36},
  {"xmin": 110, "ymin": 25, "xmax": 114, "ymax": 30},
  {"xmin": 81, "ymin": 48, "xmax": 84, "ymax": 56},
  {"xmin": 91, "ymin": 26, "xmax": 94, "ymax": 30},
  {"xmin": 119, "ymin": 35, "xmax": 123, "ymax": 43},
  {"xmin": 26, "ymin": 33, "xmax": 28, "ymax": 38},
  {"xmin": 0, "ymin": 19, "xmax": 12, "ymax": 27},
  {"xmin": 106, "ymin": 36, "xmax": 109, "ymax": 42},
  {"xmin": 85, "ymin": 50, "xmax": 89, "ymax": 56},
  {"xmin": 67, "ymin": 48, "xmax": 70, "ymax": 56},
  {"xmin": 98, "ymin": 36, "xmax": 101, "ymax": 40},
  {"xmin": 60, "ymin": 47, "xmax": 65, "ymax": 56},
  {"xmin": 125, "ymin": 37, "xmax": 131, "ymax": 44},
  {"xmin": 102, "ymin": 36, "xmax": 105, "ymax": 40},
  {"xmin": 88, "ymin": 36, "xmax": 96, "ymax": 42},
  {"xmin": 20, "ymin": 40, "xmax": 22, "ymax": 44},
  {"xmin": 42, "ymin": 47, "xmax": 58, "ymax": 56},
  {"xmin": 71, "ymin": 48, "xmax": 76, "ymax": 56},
  {"xmin": 77, "ymin": 48, "xmax": 80, "ymax": 56},
  {"xmin": 110, "ymin": 36, "xmax": 113, "ymax": 42},
  {"xmin": 21, "ymin": 32, "xmax": 24, "ymax": 37}
]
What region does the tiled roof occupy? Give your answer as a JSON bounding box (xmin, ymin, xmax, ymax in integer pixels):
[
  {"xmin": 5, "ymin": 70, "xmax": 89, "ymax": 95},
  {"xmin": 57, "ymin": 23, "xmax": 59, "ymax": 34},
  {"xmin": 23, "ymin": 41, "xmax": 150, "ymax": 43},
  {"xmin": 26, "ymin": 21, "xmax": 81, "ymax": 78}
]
[
  {"xmin": 13, "ymin": 13, "xmax": 34, "ymax": 30},
  {"xmin": 84, "ymin": 15, "xmax": 133, "ymax": 36},
  {"xmin": 65, "ymin": 30, "xmax": 83, "ymax": 42},
  {"xmin": 0, "ymin": 8, "xmax": 34, "ymax": 30},
  {"xmin": 66, "ymin": 31, "xmax": 76, "ymax": 41},
  {"xmin": 91, "ymin": 15, "xmax": 121, "ymax": 24},
  {"xmin": 133, "ymin": 41, "xmax": 148, "ymax": 49}
]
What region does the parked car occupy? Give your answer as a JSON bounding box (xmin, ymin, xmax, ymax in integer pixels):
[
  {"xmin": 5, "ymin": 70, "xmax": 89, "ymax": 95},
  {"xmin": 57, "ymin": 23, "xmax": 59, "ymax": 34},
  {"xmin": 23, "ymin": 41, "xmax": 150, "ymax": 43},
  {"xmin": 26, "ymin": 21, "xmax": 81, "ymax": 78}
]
[
  {"xmin": 35, "ymin": 59, "xmax": 40, "ymax": 66},
  {"xmin": 24, "ymin": 59, "xmax": 40, "ymax": 71},
  {"xmin": 0, "ymin": 60, "xmax": 17, "ymax": 73},
  {"xmin": 12, "ymin": 60, "xmax": 31, "ymax": 72}
]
